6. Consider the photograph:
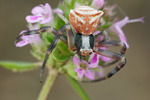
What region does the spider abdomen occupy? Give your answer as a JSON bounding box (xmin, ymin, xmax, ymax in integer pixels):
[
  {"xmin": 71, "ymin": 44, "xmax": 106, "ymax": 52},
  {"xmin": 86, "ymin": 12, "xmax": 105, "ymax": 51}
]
[{"xmin": 69, "ymin": 6, "xmax": 104, "ymax": 35}]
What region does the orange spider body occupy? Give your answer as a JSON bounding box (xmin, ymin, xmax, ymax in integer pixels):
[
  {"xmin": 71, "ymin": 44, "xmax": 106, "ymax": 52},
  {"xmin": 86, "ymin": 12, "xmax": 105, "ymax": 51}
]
[{"xmin": 69, "ymin": 6, "xmax": 104, "ymax": 35}]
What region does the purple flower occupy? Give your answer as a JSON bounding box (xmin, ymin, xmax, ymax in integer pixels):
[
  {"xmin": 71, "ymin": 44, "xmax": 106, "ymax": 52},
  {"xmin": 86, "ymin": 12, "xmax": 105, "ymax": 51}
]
[
  {"xmin": 73, "ymin": 54, "xmax": 104, "ymax": 80},
  {"xmin": 26, "ymin": 3, "xmax": 53, "ymax": 24},
  {"xmin": 109, "ymin": 16, "xmax": 144, "ymax": 48},
  {"xmin": 16, "ymin": 25, "xmax": 42, "ymax": 47},
  {"xmin": 73, "ymin": 55, "xmax": 96, "ymax": 79},
  {"xmin": 54, "ymin": 8, "xmax": 64, "ymax": 15},
  {"xmin": 91, "ymin": 0, "xmax": 105, "ymax": 9}
]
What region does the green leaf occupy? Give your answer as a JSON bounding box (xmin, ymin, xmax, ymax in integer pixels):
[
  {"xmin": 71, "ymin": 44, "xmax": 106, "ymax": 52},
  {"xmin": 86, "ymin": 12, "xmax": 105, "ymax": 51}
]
[
  {"xmin": 66, "ymin": 75, "xmax": 90, "ymax": 100},
  {"xmin": 52, "ymin": 48, "xmax": 70, "ymax": 63},
  {"xmin": 56, "ymin": 41, "xmax": 74, "ymax": 55},
  {"xmin": 0, "ymin": 61, "xmax": 41, "ymax": 72},
  {"xmin": 101, "ymin": 23, "xmax": 111, "ymax": 29}
]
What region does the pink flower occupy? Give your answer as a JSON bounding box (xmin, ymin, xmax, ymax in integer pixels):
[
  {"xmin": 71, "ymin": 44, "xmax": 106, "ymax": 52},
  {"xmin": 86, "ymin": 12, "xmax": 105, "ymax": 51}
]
[
  {"xmin": 16, "ymin": 25, "xmax": 42, "ymax": 47},
  {"xmin": 26, "ymin": 3, "xmax": 53, "ymax": 24},
  {"xmin": 91, "ymin": 0, "xmax": 105, "ymax": 9},
  {"xmin": 73, "ymin": 54, "xmax": 104, "ymax": 80},
  {"xmin": 109, "ymin": 16, "xmax": 144, "ymax": 48},
  {"xmin": 54, "ymin": 8, "xmax": 64, "ymax": 15}
]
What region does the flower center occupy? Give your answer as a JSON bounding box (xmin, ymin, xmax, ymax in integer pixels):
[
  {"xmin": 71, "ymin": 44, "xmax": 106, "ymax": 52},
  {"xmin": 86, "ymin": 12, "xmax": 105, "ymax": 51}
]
[{"xmin": 79, "ymin": 62, "xmax": 87, "ymax": 70}]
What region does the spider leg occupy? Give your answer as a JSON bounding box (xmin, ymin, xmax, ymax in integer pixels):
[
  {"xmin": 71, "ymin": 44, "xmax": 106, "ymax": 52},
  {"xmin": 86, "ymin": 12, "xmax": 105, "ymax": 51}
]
[
  {"xmin": 40, "ymin": 33, "xmax": 61, "ymax": 82},
  {"xmin": 95, "ymin": 31, "xmax": 109, "ymax": 43},
  {"xmin": 97, "ymin": 41, "xmax": 126, "ymax": 67},
  {"xmin": 87, "ymin": 31, "xmax": 109, "ymax": 64},
  {"xmin": 40, "ymin": 24, "xmax": 75, "ymax": 82},
  {"xmin": 65, "ymin": 25, "xmax": 76, "ymax": 51},
  {"xmin": 56, "ymin": 13, "xmax": 76, "ymax": 50},
  {"xmin": 88, "ymin": 53, "xmax": 95, "ymax": 64},
  {"xmin": 82, "ymin": 49, "xmax": 126, "ymax": 83},
  {"xmin": 57, "ymin": 13, "xmax": 69, "ymax": 24},
  {"xmin": 15, "ymin": 26, "xmax": 68, "ymax": 45},
  {"xmin": 97, "ymin": 41, "xmax": 126, "ymax": 55}
]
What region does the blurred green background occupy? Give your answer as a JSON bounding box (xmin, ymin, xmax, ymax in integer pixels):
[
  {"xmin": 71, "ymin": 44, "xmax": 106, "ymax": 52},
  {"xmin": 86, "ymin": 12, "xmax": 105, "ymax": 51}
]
[{"xmin": 0, "ymin": 0, "xmax": 149, "ymax": 100}]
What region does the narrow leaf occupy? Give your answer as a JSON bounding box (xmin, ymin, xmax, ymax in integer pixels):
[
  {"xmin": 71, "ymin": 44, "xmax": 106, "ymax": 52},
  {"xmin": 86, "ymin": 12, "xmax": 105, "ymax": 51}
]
[
  {"xmin": 66, "ymin": 75, "xmax": 90, "ymax": 100},
  {"xmin": 0, "ymin": 61, "xmax": 41, "ymax": 72}
]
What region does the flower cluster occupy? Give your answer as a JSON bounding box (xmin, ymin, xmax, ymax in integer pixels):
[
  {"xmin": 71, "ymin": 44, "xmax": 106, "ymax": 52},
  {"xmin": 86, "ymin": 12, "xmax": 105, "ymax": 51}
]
[{"xmin": 16, "ymin": 0, "xmax": 144, "ymax": 80}]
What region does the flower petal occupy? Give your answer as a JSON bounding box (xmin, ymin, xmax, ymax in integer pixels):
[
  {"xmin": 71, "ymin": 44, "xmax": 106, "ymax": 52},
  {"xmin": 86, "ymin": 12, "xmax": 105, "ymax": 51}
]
[
  {"xmin": 93, "ymin": 31, "xmax": 100, "ymax": 36},
  {"xmin": 128, "ymin": 17, "xmax": 145, "ymax": 24},
  {"xmin": 31, "ymin": 6, "xmax": 45, "ymax": 15},
  {"xmin": 16, "ymin": 40, "xmax": 29, "ymax": 47},
  {"xmin": 54, "ymin": 8, "xmax": 64, "ymax": 15},
  {"xmin": 45, "ymin": 3, "xmax": 53, "ymax": 17},
  {"xmin": 26, "ymin": 15, "xmax": 43, "ymax": 23},
  {"xmin": 75, "ymin": 67, "xmax": 84, "ymax": 79},
  {"xmin": 109, "ymin": 17, "xmax": 129, "ymax": 48},
  {"xmin": 115, "ymin": 26, "xmax": 129, "ymax": 48},
  {"xmin": 97, "ymin": 66, "xmax": 104, "ymax": 77},
  {"xmin": 100, "ymin": 55, "xmax": 111, "ymax": 62},
  {"xmin": 91, "ymin": 0, "xmax": 105, "ymax": 9},
  {"xmin": 40, "ymin": 17, "xmax": 52, "ymax": 24},
  {"xmin": 85, "ymin": 70, "xmax": 94, "ymax": 80},
  {"xmin": 109, "ymin": 17, "xmax": 129, "ymax": 33},
  {"xmin": 89, "ymin": 54, "xmax": 99, "ymax": 68},
  {"xmin": 29, "ymin": 34, "xmax": 42, "ymax": 45},
  {"xmin": 116, "ymin": 17, "xmax": 129, "ymax": 28},
  {"xmin": 118, "ymin": 33, "xmax": 129, "ymax": 48},
  {"xmin": 73, "ymin": 55, "xmax": 80, "ymax": 66}
]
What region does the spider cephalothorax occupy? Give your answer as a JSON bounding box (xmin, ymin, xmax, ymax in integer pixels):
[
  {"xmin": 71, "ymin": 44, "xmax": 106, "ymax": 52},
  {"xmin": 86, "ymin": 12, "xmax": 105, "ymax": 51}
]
[
  {"xmin": 15, "ymin": 6, "xmax": 126, "ymax": 83},
  {"xmin": 74, "ymin": 33, "xmax": 95, "ymax": 57}
]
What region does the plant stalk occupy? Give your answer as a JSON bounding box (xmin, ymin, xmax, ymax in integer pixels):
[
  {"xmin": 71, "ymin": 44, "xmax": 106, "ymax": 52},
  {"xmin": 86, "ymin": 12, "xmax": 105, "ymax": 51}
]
[{"xmin": 37, "ymin": 68, "xmax": 58, "ymax": 100}]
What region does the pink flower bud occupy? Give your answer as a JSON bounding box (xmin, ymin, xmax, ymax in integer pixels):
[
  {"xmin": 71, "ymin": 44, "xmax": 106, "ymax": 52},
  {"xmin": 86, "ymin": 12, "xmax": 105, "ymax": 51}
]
[{"xmin": 91, "ymin": 0, "xmax": 105, "ymax": 9}]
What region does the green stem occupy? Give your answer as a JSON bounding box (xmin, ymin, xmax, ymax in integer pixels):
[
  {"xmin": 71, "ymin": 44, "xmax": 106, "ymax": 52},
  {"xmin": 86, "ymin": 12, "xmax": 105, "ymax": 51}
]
[
  {"xmin": 66, "ymin": 75, "xmax": 90, "ymax": 100},
  {"xmin": 37, "ymin": 68, "xmax": 58, "ymax": 100}
]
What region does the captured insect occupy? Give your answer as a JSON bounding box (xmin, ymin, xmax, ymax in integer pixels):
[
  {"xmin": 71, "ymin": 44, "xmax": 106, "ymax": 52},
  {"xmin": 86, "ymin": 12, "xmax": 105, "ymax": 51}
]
[{"xmin": 15, "ymin": 6, "xmax": 126, "ymax": 83}]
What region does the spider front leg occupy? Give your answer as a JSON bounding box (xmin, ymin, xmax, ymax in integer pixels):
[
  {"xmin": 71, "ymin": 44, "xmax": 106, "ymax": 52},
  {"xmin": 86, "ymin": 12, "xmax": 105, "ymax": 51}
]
[
  {"xmin": 82, "ymin": 49, "xmax": 126, "ymax": 82},
  {"xmin": 56, "ymin": 13, "xmax": 76, "ymax": 50},
  {"xmin": 40, "ymin": 24, "xmax": 75, "ymax": 82},
  {"xmin": 15, "ymin": 26, "xmax": 68, "ymax": 45}
]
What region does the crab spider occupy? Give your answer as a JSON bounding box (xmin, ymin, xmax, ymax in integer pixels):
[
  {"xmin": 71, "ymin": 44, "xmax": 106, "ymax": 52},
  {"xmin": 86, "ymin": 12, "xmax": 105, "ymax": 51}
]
[{"xmin": 15, "ymin": 6, "xmax": 126, "ymax": 83}]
